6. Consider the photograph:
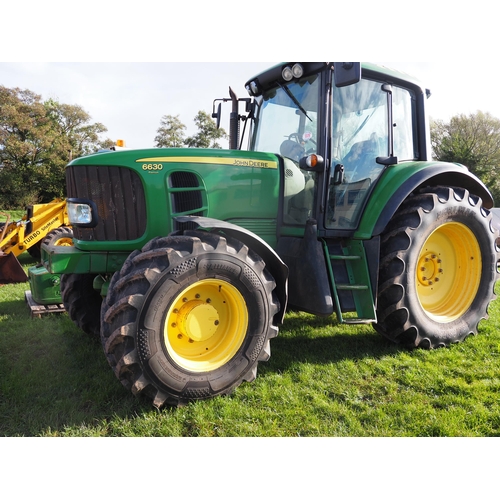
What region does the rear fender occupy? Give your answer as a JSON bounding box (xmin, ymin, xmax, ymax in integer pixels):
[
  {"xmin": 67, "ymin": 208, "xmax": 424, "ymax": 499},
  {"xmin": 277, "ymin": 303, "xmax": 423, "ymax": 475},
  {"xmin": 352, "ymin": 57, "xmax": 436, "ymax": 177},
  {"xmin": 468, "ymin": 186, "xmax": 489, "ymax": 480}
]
[
  {"xmin": 174, "ymin": 216, "xmax": 288, "ymax": 324},
  {"xmin": 356, "ymin": 162, "xmax": 494, "ymax": 238}
]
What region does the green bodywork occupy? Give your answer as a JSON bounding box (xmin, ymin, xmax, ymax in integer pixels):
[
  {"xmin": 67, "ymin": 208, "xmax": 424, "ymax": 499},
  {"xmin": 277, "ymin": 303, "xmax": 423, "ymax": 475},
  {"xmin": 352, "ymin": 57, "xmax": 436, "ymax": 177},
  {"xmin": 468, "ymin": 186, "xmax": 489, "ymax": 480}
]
[{"xmin": 42, "ymin": 148, "xmax": 281, "ymax": 274}]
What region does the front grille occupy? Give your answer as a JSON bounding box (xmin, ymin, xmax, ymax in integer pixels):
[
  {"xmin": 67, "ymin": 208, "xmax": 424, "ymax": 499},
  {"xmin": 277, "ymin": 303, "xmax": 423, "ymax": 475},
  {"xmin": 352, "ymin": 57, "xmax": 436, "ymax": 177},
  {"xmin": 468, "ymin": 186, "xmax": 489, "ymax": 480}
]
[{"xmin": 66, "ymin": 165, "xmax": 146, "ymax": 241}]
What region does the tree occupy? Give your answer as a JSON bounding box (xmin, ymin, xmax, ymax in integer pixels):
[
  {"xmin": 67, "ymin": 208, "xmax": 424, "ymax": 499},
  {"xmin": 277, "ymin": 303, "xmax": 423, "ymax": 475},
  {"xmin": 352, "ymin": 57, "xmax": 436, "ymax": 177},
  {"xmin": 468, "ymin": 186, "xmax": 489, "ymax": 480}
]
[
  {"xmin": 0, "ymin": 86, "xmax": 111, "ymax": 208},
  {"xmin": 154, "ymin": 114, "xmax": 186, "ymax": 148},
  {"xmin": 44, "ymin": 99, "xmax": 111, "ymax": 158},
  {"xmin": 431, "ymin": 111, "xmax": 500, "ymax": 203},
  {"xmin": 185, "ymin": 110, "xmax": 227, "ymax": 149}
]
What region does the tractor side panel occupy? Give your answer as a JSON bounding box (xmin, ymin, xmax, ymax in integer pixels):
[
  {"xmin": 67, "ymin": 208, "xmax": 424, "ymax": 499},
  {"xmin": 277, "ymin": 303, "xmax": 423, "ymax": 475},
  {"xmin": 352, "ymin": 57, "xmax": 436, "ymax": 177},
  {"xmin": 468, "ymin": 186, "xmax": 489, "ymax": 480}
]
[{"xmin": 66, "ymin": 149, "xmax": 281, "ymax": 253}]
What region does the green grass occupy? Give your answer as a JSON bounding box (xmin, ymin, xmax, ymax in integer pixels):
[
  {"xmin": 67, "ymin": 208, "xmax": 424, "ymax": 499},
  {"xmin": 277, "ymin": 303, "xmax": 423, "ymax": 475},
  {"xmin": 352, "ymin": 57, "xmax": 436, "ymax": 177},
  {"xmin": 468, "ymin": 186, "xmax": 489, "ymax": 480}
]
[
  {"xmin": 1, "ymin": 252, "xmax": 500, "ymax": 437},
  {"xmin": 1, "ymin": 209, "xmax": 25, "ymax": 223}
]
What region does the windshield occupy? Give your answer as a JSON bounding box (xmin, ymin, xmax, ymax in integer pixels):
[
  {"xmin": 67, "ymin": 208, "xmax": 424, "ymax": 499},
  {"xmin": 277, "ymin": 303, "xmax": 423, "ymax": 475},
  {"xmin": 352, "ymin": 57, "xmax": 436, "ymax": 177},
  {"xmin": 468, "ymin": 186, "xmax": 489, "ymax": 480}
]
[
  {"xmin": 249, "ymin": 75, "xmax": 321, "ymax": 226},
  {"xmin": 250, "ymin": 75, "xmax": 320, "ymax": 160}
]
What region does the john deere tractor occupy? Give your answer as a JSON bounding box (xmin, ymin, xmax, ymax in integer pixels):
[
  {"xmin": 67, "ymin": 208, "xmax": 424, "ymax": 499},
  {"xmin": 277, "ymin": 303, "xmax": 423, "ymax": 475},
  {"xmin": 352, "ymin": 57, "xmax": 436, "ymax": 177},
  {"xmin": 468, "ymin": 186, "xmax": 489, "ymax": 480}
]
[{"xmin": 40, "ymin": 62, "xmax": 500, "ymax": 407}]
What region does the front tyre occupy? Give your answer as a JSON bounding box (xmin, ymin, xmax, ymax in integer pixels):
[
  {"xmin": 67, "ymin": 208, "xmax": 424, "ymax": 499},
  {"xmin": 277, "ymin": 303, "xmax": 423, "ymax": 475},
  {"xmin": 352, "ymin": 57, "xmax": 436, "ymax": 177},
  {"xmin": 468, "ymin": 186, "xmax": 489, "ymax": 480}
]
[
  {"xmin": 375, "ymin": 186, "xmax": 500, "ymax": 348},
  {"xmin": 100, "ymin": 231, "xmax": 280, "ymax": 408},
  {"xmin": 61, "ymin": 273, "xmax": 102, "ymax": 336}
]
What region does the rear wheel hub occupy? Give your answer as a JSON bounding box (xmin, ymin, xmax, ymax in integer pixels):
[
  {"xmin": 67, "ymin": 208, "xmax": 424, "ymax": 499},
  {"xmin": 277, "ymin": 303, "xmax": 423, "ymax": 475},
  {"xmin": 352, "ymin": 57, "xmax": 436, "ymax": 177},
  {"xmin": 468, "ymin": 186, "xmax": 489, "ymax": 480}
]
[{"xmin": 416, "ymin": 221, "xmax": 481, "ymax": 322}]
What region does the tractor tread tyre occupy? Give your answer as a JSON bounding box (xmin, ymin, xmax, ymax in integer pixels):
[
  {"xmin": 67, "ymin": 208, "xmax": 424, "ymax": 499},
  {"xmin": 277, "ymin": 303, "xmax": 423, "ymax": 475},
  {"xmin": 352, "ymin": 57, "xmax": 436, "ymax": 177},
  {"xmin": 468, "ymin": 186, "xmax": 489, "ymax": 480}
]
[
  {"xmin": 29, "ymin": 226, "xmax": 74, "ymax": 261},
  {"xmin": 41, "ymin": 226, "xmax": 73, "ymax": 247},
  {"xmin": 100, "ymin": 231, "xmax": 280, "ymax": 408},
  {"xmin": 375, "ymin": 186, "xmax": 499, "ymax": 349},
  {"xmin": 61, "ymin": 273, "xmax": 102, "ymax": 337}
]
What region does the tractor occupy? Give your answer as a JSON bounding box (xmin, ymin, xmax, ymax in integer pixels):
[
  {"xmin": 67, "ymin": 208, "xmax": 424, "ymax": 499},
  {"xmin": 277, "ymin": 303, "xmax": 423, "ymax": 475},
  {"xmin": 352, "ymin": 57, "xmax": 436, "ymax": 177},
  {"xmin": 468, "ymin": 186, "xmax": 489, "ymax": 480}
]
[{"xmin": 40, "ymin": 62, "xmax": 500, "ymax": 408}]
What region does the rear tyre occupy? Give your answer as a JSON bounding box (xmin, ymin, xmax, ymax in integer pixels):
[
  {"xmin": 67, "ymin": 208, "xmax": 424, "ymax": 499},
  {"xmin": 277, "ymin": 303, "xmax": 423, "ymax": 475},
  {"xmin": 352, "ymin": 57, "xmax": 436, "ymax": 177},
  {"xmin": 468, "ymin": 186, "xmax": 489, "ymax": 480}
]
[
  {"xmin": 100, "ymin": 231, "xmax": 280, "ymax": 408},
  {"xmin": 375, "ymin": 186, "xmax": 499, "ymax": 348},
  {"xmin": 61, "ymin": 273, "xmax": 102, "ymax": 337}
]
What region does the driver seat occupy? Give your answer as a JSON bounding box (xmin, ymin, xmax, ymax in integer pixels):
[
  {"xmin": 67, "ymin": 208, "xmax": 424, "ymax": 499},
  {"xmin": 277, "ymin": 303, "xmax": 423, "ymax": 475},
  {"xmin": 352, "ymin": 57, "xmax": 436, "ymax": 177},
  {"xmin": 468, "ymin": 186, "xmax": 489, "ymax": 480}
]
[{"xmin": 280, "ymin": 140, "xmax": 304, "ymax": 162}]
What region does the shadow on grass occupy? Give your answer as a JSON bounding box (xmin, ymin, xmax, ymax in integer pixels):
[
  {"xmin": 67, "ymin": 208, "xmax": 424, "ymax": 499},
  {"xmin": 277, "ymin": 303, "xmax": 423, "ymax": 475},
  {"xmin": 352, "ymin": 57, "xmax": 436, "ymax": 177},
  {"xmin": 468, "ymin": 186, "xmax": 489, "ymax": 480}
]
[
  {"xmin": 266, "ymin": 314, "xmax": 401, "ymax": 369},
  {"xmin": 0, "ymin": 298, "xmax": 36, "ymax": 318},
  {"xmin": 0, "ymin": 309, "xmax": 401, "ymax": 436}
]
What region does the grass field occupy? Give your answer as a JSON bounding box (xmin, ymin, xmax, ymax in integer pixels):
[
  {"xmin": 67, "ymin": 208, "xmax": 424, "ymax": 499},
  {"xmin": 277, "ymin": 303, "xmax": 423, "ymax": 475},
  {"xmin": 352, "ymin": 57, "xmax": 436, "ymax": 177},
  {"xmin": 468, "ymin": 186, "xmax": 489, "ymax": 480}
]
[{"xmin": 1, "ymin": 252, "xmax": 500, "ymax": 438}]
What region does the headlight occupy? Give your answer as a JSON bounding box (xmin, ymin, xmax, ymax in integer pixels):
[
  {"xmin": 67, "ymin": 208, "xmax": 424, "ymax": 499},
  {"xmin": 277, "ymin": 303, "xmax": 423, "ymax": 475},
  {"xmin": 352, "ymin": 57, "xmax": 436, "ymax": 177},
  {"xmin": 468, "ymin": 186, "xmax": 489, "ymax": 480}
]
[
  {"xmin": 246, "ymin": 80, "xmax": 261, "ymax": 96},
  {"xmin": 282, "ymin": 63, "xmax": 304, "ymax": 82},
  {"xmin": 282, "ymin": 66, "xmax": 293, "ymax": 81},
  {"xmin": 67, "ymin": 198, "xmax": 98, "ymax": 227}
]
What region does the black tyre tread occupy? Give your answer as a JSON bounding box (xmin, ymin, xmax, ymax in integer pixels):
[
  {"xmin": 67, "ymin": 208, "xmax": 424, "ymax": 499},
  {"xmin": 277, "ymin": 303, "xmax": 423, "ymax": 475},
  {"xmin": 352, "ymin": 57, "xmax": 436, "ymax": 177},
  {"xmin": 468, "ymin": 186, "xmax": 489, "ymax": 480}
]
[
  {"xmin": 28, "ymin": 226, "xmax": 73, "ymax": 261},
  {"xmin": 61, "ymin": 273, "xmax": 102, "ymax": 336},
  {"xmin": 100, "ymin": 231, "xmax": 280, "ymax": 408},
  {"xmin": 41, "ymin": 226, "xmax": 73, "ymax": 247},
  {"xmin": 375, "ymin": 186, "xmax": 499, "ymax": 349}
]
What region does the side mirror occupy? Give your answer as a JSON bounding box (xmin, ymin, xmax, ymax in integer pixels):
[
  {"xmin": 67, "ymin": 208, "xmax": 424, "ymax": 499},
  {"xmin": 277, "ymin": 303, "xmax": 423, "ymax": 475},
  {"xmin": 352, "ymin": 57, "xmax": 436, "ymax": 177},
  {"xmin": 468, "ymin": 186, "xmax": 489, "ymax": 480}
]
[
  {"xmin": 212, "ymin": 102, "xmax": 222, "ymax": 129},
  {"xmin": 333, "ymin": 62, "xmax": 361, "ymax": 87}
]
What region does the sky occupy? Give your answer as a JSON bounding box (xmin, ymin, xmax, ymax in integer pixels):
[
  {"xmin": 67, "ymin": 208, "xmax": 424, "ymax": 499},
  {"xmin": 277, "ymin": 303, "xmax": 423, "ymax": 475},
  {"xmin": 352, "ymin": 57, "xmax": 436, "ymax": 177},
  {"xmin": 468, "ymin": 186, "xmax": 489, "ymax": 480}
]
[
  {"xmin": 2, "ymin": 2, "xmax": 499, "ymax": 151},
  {"xmin": 2, "ymin": 61, "xmax": 500, "ymax": 150}
]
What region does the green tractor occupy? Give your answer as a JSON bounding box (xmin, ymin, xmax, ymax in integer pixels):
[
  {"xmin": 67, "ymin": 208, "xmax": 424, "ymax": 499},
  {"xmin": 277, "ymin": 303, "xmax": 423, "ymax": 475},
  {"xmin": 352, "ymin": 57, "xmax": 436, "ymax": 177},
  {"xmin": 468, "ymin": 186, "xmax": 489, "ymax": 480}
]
[{"xmin": 40, "ymin": 62, "xmax": 500, "ymax": 408}]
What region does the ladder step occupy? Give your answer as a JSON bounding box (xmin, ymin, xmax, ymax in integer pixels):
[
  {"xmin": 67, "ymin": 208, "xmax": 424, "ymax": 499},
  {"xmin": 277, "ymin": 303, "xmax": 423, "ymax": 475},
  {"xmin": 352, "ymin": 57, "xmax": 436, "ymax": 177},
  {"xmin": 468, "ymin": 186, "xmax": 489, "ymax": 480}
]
[
  {"xmin": 337, "ymin": 284, "xmax": 369, "ymax": 291},
  {"xmin": 343, "ymin": 318, "xmax": 377, "ymax": 325},
  {"xmin": 329, "ymin": 254, "xmax": 360, "ymax": 260},
  {"xmin": 323, "ymin": 240, "xmax": 377, "ymax": 323}
]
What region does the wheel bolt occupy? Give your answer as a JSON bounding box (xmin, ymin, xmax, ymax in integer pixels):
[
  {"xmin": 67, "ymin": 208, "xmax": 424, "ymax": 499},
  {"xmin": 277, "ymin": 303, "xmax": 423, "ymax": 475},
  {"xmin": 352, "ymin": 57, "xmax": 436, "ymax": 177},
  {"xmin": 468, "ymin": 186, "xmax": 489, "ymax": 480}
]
[
  {"xmin": 420, "ymin": 267, "xmax": 426, "ymax": 272},
  {"xmin": 177, "ymin": 334, "xmax": 183, "ymax": 339},
  {"xmin": 182, "ymin": 297, "xmax": 188, "ymax": 302},
  {"xmin": 206, "ymin": 298, "xmax": 211, "ymax": 303},
  {"xmin": 195, "ymin": 294, "xmax": 201, "ymax": 299},
  {"xmin": 171, "ymin": 322, "xmax": 177, "ymax": 328}
]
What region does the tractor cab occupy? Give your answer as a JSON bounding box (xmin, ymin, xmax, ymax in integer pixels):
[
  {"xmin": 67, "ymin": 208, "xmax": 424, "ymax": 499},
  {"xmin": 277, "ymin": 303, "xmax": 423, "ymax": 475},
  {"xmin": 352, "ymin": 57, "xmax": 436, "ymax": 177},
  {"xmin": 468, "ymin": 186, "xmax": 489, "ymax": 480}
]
[{"xmin": 242, "ymin": 62, "xmax": 427, "ymax": 233}]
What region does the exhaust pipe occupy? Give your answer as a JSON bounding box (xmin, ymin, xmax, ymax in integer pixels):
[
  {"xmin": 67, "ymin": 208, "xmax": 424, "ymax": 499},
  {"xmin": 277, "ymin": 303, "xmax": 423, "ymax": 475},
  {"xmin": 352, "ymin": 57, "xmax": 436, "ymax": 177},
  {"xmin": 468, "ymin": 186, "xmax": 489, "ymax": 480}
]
[{"xmin": 229, "ymin": 87, "xmax": 240, "ymax": 150}]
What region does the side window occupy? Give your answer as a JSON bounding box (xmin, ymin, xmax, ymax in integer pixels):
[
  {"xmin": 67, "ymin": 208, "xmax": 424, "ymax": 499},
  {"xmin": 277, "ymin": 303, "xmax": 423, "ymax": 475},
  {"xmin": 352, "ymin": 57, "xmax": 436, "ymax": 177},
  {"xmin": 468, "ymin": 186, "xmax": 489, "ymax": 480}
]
[
  {"xmin": 327, "ymin": 79, "xmax": 388, "ymax": 229},
  {"xmin": 393, "ymin": 86, "xmax": 416, "ymax": 161}
]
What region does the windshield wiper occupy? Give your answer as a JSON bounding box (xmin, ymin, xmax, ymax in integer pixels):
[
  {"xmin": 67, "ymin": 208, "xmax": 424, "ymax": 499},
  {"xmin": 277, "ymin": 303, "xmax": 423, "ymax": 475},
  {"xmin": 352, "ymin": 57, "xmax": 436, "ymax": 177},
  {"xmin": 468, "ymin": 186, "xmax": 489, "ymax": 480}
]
[{"xmin": 277, "ymin": 82, "xmax": 312, "ymax": 122}]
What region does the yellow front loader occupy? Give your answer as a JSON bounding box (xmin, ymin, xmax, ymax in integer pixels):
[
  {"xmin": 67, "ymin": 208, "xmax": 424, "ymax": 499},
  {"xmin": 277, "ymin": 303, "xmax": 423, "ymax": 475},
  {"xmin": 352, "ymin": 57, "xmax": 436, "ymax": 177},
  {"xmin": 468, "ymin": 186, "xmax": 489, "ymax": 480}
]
[{"xmin": 0, "ymin": 199, "xmax": 69, "ymax": 284}]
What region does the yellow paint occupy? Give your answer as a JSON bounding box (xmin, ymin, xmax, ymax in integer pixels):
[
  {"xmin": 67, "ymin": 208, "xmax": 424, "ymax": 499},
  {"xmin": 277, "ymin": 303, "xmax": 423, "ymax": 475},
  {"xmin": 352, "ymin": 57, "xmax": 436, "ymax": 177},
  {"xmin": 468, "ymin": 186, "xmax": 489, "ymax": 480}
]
[
  {"xmin": 164, "ymin": 279, "xmax": 248, "ymax": 372},
  {"xmin": 416, "ymin": 222, "xmax": 481, "ymax": 322},
  {"xmin": 136, "ymin": 156, "xmax": 278, "ymax": 169}
]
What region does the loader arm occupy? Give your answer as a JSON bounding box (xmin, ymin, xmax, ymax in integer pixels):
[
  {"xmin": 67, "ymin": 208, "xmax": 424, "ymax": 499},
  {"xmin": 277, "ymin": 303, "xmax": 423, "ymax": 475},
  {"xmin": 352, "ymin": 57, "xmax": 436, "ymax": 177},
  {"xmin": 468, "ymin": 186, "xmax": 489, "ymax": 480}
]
[{"xmin": 0, "ymin": 199, "xmax": 70, "ymax": 284}]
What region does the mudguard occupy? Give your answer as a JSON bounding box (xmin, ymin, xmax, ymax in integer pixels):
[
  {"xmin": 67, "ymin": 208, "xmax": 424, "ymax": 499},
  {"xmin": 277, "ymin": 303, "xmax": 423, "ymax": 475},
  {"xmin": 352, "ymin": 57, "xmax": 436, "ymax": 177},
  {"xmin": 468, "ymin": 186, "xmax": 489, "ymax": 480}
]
[
  {"xmin": 356, "ymin": 162, "xmax": 494, "ymax": 239},
  {"xmin": 174, "ymin": 216, "xmax": 289, "ymax": 324}
]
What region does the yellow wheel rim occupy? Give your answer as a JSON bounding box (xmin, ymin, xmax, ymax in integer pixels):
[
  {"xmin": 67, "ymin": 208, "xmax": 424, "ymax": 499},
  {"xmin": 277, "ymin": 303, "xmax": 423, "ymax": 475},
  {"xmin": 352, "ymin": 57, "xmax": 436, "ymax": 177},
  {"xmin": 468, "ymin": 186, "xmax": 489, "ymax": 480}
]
[
  {"xmin": 164, "ymin": 279, "xmax": 248, "ymax": 372},
  {"xmin": 53, "ymin": 237, "xmax": 73, "ymax": 247},
  {"xmin": 416, "ymin": 222, "xmax": 481, "ymax": 322}
]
